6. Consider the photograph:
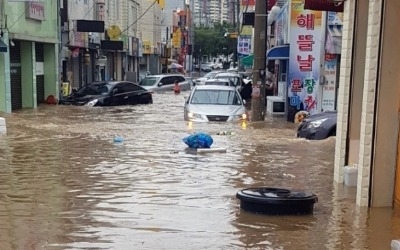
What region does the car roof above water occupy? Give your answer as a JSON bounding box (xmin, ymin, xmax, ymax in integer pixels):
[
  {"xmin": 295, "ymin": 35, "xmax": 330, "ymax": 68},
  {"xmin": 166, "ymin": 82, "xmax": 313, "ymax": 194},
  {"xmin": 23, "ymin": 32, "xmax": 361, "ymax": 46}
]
[
  {"xmin": 147, "ymin": 74, "xmax": 185, "ymax": 78},
  {"xmin": 89, "ymin": 81, "xmax": 132, "ymax": 86},
  {"xmin": 194, "ymin": 85, "xmax": 237, "ymax": 91}
]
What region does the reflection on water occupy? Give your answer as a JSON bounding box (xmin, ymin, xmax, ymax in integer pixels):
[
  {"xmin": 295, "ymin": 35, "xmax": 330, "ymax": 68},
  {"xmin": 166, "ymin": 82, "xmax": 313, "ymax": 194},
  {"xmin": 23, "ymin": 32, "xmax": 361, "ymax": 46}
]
[{"xmin": 0, "ymin": 92, "xmax": 399, "ymax": 249}]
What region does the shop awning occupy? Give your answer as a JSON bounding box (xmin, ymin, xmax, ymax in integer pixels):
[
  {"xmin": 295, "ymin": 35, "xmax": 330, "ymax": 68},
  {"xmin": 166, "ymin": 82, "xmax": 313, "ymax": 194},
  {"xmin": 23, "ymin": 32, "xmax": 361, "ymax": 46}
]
[
  {"xmin": 304, "ymin": 0, "xmax": 344, "ymax": 12},
  {"xmin": 241, "ymin": 54, "xmax": 254, "ymax": 67},
  {"xmin": 266, "ymin": 45, "xmax": 289, "ymax": 60},
  {"xmin": 0, "ymin": 39, "xmax": 7, "ymax": 53},
  {"xmin": 326, "ymin": 25, "xmax": 342, "ymax": 54}
]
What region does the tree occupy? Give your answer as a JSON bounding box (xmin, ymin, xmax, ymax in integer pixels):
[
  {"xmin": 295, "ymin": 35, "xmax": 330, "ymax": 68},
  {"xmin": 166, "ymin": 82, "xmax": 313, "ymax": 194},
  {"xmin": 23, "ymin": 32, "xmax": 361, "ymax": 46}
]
[{"xmin": 193, "ymin": 22, "xmax": 237, "ymax": 62}]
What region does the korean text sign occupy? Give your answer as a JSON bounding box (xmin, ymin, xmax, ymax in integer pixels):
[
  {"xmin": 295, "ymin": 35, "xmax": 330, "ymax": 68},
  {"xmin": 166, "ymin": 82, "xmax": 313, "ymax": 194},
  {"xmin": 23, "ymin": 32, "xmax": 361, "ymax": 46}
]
[{"xmin": 288, "ymin": 0, "xmax": 323, "ymax": 118}]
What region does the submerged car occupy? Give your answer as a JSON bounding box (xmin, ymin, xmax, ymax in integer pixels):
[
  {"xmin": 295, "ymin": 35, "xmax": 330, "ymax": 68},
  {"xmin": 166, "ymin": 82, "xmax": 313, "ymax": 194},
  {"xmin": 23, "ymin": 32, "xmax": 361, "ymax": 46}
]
[
  {"xmin": 212, "ymin": 72, "xmax": 243, "ymax": 90},
  {"xmin": 184, "ymin": 85, "xmax": 248, "ymax": 122},
  {"xmin": 60, "ymin": 81, "xmax": 153, "ymax": 106},
  {"xmin": 297, "ymin": 111, "xmax": 337, "ymax": 140},
  {"xmin": 204, "ymin": 79, "xmax": 233, "ymax": 87},
  {"xmin": 139, "ymin": 74, "xmax": 190, "ymax": 92},
  {"xmin": 193, "ymin": 71, "xmax": 224, "ymax": 85}
]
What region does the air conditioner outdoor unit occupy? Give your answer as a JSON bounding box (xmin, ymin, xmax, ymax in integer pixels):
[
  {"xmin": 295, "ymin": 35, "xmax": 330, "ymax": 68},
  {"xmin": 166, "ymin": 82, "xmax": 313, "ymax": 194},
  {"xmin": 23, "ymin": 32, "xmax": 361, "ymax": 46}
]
[{"xmin": 267, "ymin": 96, "xmax": 285, "ymax": 115}]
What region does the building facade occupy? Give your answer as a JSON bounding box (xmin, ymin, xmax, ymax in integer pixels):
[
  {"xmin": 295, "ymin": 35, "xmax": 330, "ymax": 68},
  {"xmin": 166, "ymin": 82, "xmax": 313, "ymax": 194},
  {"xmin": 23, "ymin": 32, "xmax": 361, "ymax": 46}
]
[
  {"xmin": 0, "ymin": 0, "xmax": 59, "ymax": 113},
  {"xmin": 333, "ymin": 0, "xmax": 400, "ymax": 208},
  {"xmin": 193, "ymin": 0, "xmax": 229, "ymax": 27},
  {"xmin": 138, "ymin": 0, "xmax": 163, "ymax": 76}
]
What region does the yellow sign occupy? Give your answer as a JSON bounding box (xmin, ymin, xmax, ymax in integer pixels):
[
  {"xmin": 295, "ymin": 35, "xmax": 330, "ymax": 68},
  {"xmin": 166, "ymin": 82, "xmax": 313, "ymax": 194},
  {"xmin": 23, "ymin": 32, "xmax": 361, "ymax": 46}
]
[
  {"xmin": 241, "ymin": 26, "xmax": 252, "ymax": 36},
  {"xmin": 172, "ymin": 28, "xmax": 181, "ymax": 48},
  {"xmin": 107, "ymin": 25, "xmax": 121, "ymax": 40},
  {"xmin": 61, "ymin": 82, "xmax": 71, "ymax": 97},
  {"xmin": 142, "ymin": 40, "xmax": 152, "ymax": 54}
]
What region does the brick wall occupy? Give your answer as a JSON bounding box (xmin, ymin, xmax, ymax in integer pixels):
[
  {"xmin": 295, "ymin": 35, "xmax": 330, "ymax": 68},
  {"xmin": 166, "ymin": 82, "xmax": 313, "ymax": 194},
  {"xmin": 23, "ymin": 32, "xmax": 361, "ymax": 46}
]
[
  {"xmin": 357, "ymin": 0, "xmax": 382, "ymax": 206},
  {"xmin": 334, "ymin": 0, "xmax": 383, "ymax": 207}
]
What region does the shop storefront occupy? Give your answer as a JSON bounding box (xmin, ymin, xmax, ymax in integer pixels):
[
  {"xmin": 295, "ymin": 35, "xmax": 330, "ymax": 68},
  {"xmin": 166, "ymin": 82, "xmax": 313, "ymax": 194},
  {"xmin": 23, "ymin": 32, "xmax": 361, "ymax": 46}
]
[{"xmin": 330, "ymin": 0, "xmax": 400, "ymax": 208}]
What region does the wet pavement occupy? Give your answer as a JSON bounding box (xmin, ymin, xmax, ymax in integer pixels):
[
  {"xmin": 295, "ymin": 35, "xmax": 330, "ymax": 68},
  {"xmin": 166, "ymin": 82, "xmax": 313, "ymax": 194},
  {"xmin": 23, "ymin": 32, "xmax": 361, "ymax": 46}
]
[{"xmin": 0, "ymin": 91, "xmax": 399, "ymax": 250}]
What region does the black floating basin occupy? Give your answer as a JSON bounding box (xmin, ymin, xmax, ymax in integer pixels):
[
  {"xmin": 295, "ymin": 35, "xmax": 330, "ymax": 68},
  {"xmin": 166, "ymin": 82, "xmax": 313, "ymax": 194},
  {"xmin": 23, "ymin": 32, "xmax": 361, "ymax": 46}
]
[{"xmin": 236, "ymin": 187, "xmax": 318, "ymax": 215}]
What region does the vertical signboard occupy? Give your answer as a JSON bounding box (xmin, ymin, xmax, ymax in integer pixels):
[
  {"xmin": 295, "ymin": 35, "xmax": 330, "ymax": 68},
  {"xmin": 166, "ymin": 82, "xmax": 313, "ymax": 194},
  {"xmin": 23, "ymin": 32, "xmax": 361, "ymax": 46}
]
[
  {"xmin": 288, "ymin": 0, "xmax": 323, "ymax": 121},
  {"xmin": 322, "ymin": 54, "xmax": 337, "ymax": 111}
]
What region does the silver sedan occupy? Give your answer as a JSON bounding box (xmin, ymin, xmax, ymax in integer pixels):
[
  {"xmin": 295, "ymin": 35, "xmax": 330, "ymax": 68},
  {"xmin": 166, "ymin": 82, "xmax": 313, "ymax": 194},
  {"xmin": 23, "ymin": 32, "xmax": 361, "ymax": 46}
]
[{"xmin": 184, "ymin": 85, "xmax": 248, "ymax": 122}]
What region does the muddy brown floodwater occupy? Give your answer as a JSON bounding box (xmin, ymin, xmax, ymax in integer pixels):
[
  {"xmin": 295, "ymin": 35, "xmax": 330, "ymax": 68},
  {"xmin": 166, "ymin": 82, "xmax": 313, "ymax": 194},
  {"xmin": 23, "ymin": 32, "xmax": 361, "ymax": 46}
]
[{"xmin": 0, "ymin": 91, "xmax": 400, "ymax": 250}]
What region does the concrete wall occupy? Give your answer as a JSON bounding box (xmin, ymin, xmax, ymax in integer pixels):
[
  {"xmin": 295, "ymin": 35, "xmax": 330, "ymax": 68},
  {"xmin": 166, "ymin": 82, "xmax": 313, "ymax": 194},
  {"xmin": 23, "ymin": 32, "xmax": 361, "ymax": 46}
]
[
  {"xmin": 334, "ymin": 0, "xmax": 357, "ymax": 183},
  {"xmin": 44, "ymin": 44, "xmax": 59, "ymax": 98},
  {"xmin": 0, "ymin": 33, "xmax": 11, "ymax": 113},
  {"xmin": 347, "ymin": 0, "xmax": 370, "ymax": 167},
  {"xmin": 7, "ymin": 0, "xmax": 58, "ymax": 43}
]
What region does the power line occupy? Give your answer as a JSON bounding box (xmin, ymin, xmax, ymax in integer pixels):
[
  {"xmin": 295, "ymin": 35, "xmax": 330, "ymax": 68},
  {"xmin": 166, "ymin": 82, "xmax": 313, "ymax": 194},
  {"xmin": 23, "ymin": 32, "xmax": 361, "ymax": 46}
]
[
  {"xmin": 116, "ymin": 0, "xmax": 158, "ymax": 37},
  {"xmin": 7, "ymin": 4, "xmax": 30, "ymax": 30},
  {"xmin": 82, "ymin": 1, "xmax": 96, "ymax": 19}
]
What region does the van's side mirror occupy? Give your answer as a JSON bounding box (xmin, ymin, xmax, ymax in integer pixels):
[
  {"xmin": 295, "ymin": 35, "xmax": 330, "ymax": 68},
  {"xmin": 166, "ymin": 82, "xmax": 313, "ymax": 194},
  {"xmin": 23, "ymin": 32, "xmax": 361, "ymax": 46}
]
[{"xmin": 157, "ymin": 82, "xmax": 162, "ymax": 87}]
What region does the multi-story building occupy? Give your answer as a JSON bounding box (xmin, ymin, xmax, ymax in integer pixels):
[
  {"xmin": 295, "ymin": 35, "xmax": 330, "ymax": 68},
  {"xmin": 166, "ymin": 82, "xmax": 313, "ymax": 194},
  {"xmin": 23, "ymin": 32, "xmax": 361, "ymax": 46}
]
[
  {"xmin": 193, "ymin": 0, "xmax": 230, "ymax": 27},
  {"xmin": 138, "ymin": 0, "xmax": 163, "ymax": 75},
  {"xmin": 0, "ymin": 0, "xmax": 59, "ymax": 113},
  {"xmin": 60, "ymin": 0, "xmax": 98, "ymax": 90},
  {"xmin": 60, "ymin": 0, "xmax": 164, "ymax": 94},
  {"xmin": 0, "ymin": 0, "xmax": 165, "ymax": 113}
]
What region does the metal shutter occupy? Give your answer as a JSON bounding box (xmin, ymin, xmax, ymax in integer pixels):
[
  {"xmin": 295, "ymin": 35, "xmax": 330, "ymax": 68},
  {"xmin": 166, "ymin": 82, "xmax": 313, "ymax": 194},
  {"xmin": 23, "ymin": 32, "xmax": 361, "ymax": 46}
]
[{"xmin": 9, "ymin": 41, "xmax": 22, "ymax": 111}]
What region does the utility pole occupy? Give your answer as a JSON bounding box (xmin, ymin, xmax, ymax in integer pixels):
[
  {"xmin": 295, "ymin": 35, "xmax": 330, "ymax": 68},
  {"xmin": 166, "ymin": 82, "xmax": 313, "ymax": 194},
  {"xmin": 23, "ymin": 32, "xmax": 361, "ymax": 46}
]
[{"xmin": 251, "ymin": 0, "xmax": 267, "ymax": 121}]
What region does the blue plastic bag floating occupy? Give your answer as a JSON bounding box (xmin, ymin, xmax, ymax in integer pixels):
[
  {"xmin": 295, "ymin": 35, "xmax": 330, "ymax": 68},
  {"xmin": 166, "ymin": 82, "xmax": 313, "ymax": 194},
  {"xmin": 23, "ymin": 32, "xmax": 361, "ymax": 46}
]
[{"xmin": 183, "ymin": 132, "xmax": 214, "ymax": 148}]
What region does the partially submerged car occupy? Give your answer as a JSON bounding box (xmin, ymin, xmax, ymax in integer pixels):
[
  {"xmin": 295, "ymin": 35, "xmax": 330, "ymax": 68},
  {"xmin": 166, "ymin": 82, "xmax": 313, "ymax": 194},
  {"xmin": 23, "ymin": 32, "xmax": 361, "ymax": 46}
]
[
  {"xmin": 60, "ymin": 81, "xmax": 153, "ymax": 106},
  {"xmin": 139, "ymin": 74, "xmax": 190, "ymax": 92},
  {"xmin": 297, "ymin": 111, "xmax": 337, "ymax": 140},
  {"xmin": 193, "ymin": 71, "xmax": 224, "ymax": 86},
  {"xmin": 204, "ymin": 79, "xmax": 234, "ymax": 87},
  {"xmin": 212, "ymin": 72, "xmax": 243, "ymax": 90},
  {"xmin": 184, "ymin": 85, "xmax": 248, "ymax": 122}
]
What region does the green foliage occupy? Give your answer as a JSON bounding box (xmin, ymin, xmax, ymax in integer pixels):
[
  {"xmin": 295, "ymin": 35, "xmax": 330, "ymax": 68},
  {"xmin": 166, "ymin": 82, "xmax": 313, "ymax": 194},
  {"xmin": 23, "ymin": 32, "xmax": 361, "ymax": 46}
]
[{"xmin": 193, "ymin": 22, "xmax": 237, "ymax": 60}]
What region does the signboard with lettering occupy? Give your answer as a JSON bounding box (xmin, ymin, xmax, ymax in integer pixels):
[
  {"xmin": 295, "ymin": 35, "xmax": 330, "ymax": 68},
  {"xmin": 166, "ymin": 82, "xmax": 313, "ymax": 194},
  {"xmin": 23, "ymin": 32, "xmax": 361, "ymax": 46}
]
[
  {"xmin": 142, "ymin": 40, "xmax": 152, "ymax": 54},
  {"xmin": 70, "ymin": 21, "xmax": 88, "ymax": 48},
  {"xmin": 322, "ymin": 54, "xmax": 337, "ymax": 111},
  {"xmin": 25, "ymin": 2, "xmax": 45, "ymax": 21},
  {"xmin": 287, "ymin": 0, "xmax": 323, "ymax": 121}
]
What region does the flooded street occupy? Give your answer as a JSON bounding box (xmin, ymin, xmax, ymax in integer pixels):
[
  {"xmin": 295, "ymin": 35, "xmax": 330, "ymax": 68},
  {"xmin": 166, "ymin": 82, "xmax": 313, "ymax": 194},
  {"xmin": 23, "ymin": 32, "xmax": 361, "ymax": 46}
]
[{"xmin": 0, "ymin": 91, "xmax": 399, "ymax": 250}]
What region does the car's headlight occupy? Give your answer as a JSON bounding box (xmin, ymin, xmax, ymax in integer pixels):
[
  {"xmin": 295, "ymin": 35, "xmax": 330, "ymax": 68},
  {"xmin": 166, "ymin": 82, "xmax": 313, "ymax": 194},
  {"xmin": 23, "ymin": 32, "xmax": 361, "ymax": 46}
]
[
  {"xmin": 85, "ymin": 99, "xmax": 98, "ymax": 107},
  {"xmin": 188, "ymin": 112, "xmax": 203, "ymax": 120},
  {"xmin": 235, "ymin": 113, "xmax": 247, "ymax": 120},
  {"xmin": 307, "ymin": 118, "xmax": 328, "ymax": 128}
]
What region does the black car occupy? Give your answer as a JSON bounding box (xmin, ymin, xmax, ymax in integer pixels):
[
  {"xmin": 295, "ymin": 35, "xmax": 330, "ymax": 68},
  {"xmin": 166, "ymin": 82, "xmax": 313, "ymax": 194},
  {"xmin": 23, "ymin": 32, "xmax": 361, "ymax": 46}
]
[
  {"xmin": 60, "ymin": 81, "xmax": 153, "ymax": 106},
  {"xmin": 297, "ymin": 111, "xmax": 337, "ymax": 140}
]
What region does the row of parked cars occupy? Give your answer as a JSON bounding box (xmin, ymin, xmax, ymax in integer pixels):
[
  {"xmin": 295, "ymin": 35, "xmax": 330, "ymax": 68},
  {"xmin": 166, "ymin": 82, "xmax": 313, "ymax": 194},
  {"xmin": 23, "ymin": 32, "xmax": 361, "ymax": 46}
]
[
  {"xmin": 59, "ymin": 74, "xmax": 192, "ymax": 107},
  {"xmin": 59, "ymin": 72, "xmax": 336, "ymax": 141}
]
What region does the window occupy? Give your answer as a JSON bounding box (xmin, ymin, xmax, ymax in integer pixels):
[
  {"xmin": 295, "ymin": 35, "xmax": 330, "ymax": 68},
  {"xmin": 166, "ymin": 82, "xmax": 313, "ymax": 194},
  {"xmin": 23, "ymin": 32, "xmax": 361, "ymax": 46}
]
[
  {"xmin": 190, "ymin": 90, "xmax": 241, "ymax": 105},
  {"xmin": 122, "ymin": 82, "xmax": 143, "ymax": 92},
  {"xmin": 177, "ymin": 76, "xmax": 186, "ymax": 82},
  {"xmin": 161, "ymin": 76, "xmax": 175, "ymax": 86},
  {"xmin": 113, "ymin": 83, "xmax": 124, "ymax": 94}
]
